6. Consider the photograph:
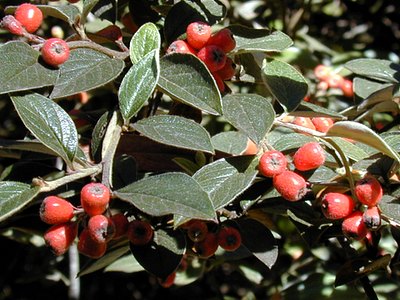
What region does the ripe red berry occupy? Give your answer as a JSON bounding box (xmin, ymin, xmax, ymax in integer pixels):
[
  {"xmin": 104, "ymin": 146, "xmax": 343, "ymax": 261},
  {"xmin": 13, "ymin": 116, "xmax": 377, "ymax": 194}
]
[
  {"xmin": 158, "ymin": 272, "xmax": 176, "ymax": 288},
  {"xmin": 207, "ymin": 28, "xmax": 236, "ymax": 53},
  {"xmin": 127, "ymin": 220, "xmax": 154, "ymax": 246},
  {"xmin": 186, "ymin": 21, "xmax": 212, "ymax": 50},
  {"xmin": 313, "ymin": 64, "xmax": 331, "ymax": 81},
  {"xmin": 44, "ymin": 222, "xmax": 78, "ymax": 256},
  {"xmin": 216, "ymin": 57, "xmax": 236, "ymax": 80},
  {"xmin": 41, "ymin": 38, "xmax": 70, "ymax": 67},
  {"xmin": 258, "ymin": 150, "xmax": 287, "ymax": 177},
  {"xmin": 363, "ymin": 206, "xmax": 381, "ymax": 231},
  {"xmin": 342, "ymin": 211, "xmax": 368, "ymax": 240},
  {"xmin": 40, "ymin": 196, "xmax": 75, "ymax": 225},
  {"xmin": 355, "ymin": 175, "xmax": 383, "ymax": 207},
  {"xmin": 273, "ymin": 170, "xmax": 308, "ymax": 201},
  {"xmin": 197, "ymin": 45, "xmax": 227, "ymax": 72},
  {"xmin": 217, "ymin": 226, "xmax": 242, "ymax": 251},
  {"xmin": 193, "ymin": 232, "xmax": 219, "ymax": 258},
  {"xmin": 242, "ymin": 139, "xmax": 258, "ymax": 155},
  {"xmin": 293, "ymin": 142, "xmax": 325, "ymax": 171},
  {"xmin": 87, "ymin": 214, "xmax": 116, "ymax": 243},
  {"xmin": 321, "ymin": 193, "xmax": 355, "ymax": 219},
  {"xmin": 80, "ymin": 182, "xmax": 110, "ymax": 216},
  {"xmin": 166, "ymin": 40, "xmax": 197, "ymax": 55},
  {"xmin": 327, "ymin": 73, "xmax": 345, "ymax": 89},
  {"xmin": 186, "ymin": 219, "xmax": 208, "ymax": 242},
  {"xmin": 110, "ymin": 213, "xmax": 129, "ymax": 239},
  {"xmin": 68, "ymin": 0, "xmax": 80, "ymax": 3},
  {"xmin": 312, "ymin": 117, "xmax": 334, "ymax": 133},
  {"xmin": 341, "ymin": 79, "xmax": 354, "ymax": 98},
  {"xmin": 212, "ymin": 72, "xmax": 225, "ymax": 92},
  {"xmin": 77, "ymin": 228, "xmax": 107, "ymax": 259},
  {"xmin": 1, "ymin": 15, "xmax": 25, "ymax": 36},
  {"xmin": 292, "ymin": 117, "xmax": 316, "ymax": 131},
  {"xmin": 14, "ymin": 3, "xmax": 43, "ymax": 33}
]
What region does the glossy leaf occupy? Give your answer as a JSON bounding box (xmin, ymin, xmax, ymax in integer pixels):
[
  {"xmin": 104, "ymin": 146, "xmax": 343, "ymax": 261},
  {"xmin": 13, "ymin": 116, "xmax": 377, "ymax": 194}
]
[
  {"xmin": 0, "ymin": 41, "xmax": 58, "ymax": 95},
  {"xmin": 82, "ymin": 0, "xmax": 100, "ymax": 24},
  {"xmin": 132, "ymin": 115, "xmax": 214, "ymax": 154},
  {"xmin": 114, "ymin": 172, "xmax": 216, "ymax": 220},
  {"xmin": 119, "ymin": 50, "xmax": 159, "ymax": 123},
  {"xmin": 11, "ymin": 93, "xmax": 79, "ymax": 166},
  {"xmin": 0, "ymin": 181, "xmax": 40, "ymax": 222},
  {"xmin": 50, "ymin": 48, "xmax": 125, "ymax": 99},
  {"xmin": 262, "ymin": 58, "xmax": 308, "ymax": 112},
  {"xmin": 104, "ymin": 255, "xmax": 145, "ymax": 273},
  {"xmin": 345, "ymin": 58, "xmax": 400, "ymax": 83},
  {"xmin": 211, "ymin": 131, "xmax": 248, "ymax": 155},
  {"xmin": 130, "ymin": 22, "xmax": 161, "ymax": 64},
  {"xmin": 158, "ymin": 53, "xmax": 222, "ymax": 115},
  {"xmin": 222, "ymin": 94, "xmax": 275, "ymax": 144}
]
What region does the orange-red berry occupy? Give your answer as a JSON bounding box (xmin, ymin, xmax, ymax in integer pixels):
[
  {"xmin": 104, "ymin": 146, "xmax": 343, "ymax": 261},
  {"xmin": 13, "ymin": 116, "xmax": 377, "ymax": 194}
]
[
  {"xmin": 341, "ymin": 79, "xmax": 354, "ymax": 98},
  {"xmin": 14, "ymin": 3, "xmax": 43, "ymax": 33},
  {"xmin": 212, "ymin": 72, "xmax": 225, "ymax": 92},
  {"xmin": 363, "ymin": 206, "xmax": 381, "ymax": 231},
  {"xmin": 166, "ymin": 40, "xmax": 197, "ymax": 55},
  {"xmin": 216, "ymin": 57, "xmax": 236, "ymax": 80},
  {"xmin": 87, "ymin": 214, "xmax": 116, "ymax": 243},
  {"xmin": 44, "ymin": 222, "xmax": 78, "ymax": 256},
  {"xmin": 321, "ymin": 193, "xmax": 355, "ymax": 219},
  {"xmin": 327, "ymin": 73, "xmax": 345, "ymax": 89},
  {"xmin": 110, "ymin": 213, "xmax": 129, "ymax": 239},
  {"xmin": 77, "ymin": 228, "xmax": 107, "ymax": 259},
  {"xmin": 186, "ymin": 21, "xmax": 212, "ymax": 50},
  {"xmin": 292, "ymin": 117, "xmax": 316, "ymax": 131},
  {"xmin": 217, "ymin": 226, "xmax": 242, "ymax": 251},
  {"xmin": 293, "ymin": 142, "xmax": 325, "ymax": 171},
  {"xmin": 193, "ymin": 232, "xmax": 219, "ymax": 258},
  {"xmin": 127, "ymin": 220, "xmax": 154, "ymax": 246},
  {"xmin": 158, "ymin": 272, "xmax": 176, "ymax": 288},
  {"xmin": 41, "ymin": 38, "xmax": 70, "ymax": 67},
  {"xmin": 312, "ymin": 117, "xmax": 334, "ymax": 133},
  {"xmin": 80, "ymin": 182, "xmax": 110, "ymax": 216},
  {"xmin": 40, "ymin": 196, "xmax": 75, "ymax": 225},
  {"xmin": 355, "ymin": 175, "xmax": 383, "ymax": 207},
  {"xmin": 273, "ymin": 170, "xmax": 308, "ymax": 201},
  {"xmin": 207, "ymin": 28, "xmax": 236, "ymax": 53},
  {"xmin": 258, "ymin": 150, "xmax": 288, "ymax": 177},
  {"xmin": 314, "ymin": 64, "xmax": 331, "ymax": 81},
  {"xmin": 197, "ymin": 45, "xmax": 227, "ymax": 72},
  {"xmin": 186, "ymin": 219, "xmax": 208, "ymax": 242},
  {"xmin": 342, "ymin": 211, "xmax": 368, "ymax": 240},
  {"xmin": 1, "ymin": 15, "xmax": 25, "ymax": 36}
]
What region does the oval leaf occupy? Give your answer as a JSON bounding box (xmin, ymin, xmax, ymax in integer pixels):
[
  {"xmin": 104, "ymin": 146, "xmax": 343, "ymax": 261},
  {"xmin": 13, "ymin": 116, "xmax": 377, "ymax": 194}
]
[
  {"xmin": 345, "ymin": 58, "xmax": 400, "ymax": 83},
  {"xmin": 158, "ymin": 53, "xmax": 222, "ymax": 115},
  {"xmin": 222, "ymin": 94, "xmax": 275, "ymax": 144},
  {"xmin": 262, "ymin": 58, "xmax": 308, "ymax": 112},
  {"xmin": 0, "ymin": 41, "xmax": 58, "ymax": 95},
  {"xmin": 119, "ymin": 50, "xmax": 159, "ymax": 123},
  {"xmin": 11, "ymin": 93, "xmax": 79, "ymax": 165},
  {"xmin": 114, "ymin": 172, "xmax": 216, "ymax": 220},
  {"xmin": 211, "ymin": 131, "xmax": 248, "ymax": 155},
  {"xmin": 132, "ymin": 115, "xmax": 214, "ymax": 154},
  {"xmin": 130, "ymin": 22, "xmax": 161, "ymax": 64},
  {"xmin": 0, "ymin": 181, "xmax": 40, "ymax": 222},
  {"xmin": 50, "ymin": 48, "xmax": 125, "ymax": 99}
]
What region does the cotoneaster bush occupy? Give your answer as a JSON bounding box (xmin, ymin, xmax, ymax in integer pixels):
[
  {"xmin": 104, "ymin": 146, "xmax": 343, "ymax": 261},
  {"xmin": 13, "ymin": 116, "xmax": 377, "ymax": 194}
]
[{"xmin": 0, "ymin": 1, "xmax": 400, "ymax": 299}]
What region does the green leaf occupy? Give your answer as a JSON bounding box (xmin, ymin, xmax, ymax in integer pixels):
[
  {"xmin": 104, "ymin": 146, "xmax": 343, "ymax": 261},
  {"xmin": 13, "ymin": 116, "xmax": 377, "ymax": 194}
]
[
  {"xmin": 50, "ymin": 48, "xmax": 125, "ymax": 99},
  {"xmin": 269, "ymin": 131, "xmax": 315, "ymax": 152},
  {"xmin": 222, "ymin": 94, "xmax": 275, "ymax": 144},
  {"xmin": 132, "ymin": 115, "xmax": 214, "ymax": 154},
  {"xmin": 130, "ymin": 23, "xmax": 161, "ymax": 64},
  {"xmin": 104, "ymin": 255, "xmax": 145, "ymax": 273},
  {"xmin": 0, "ymin": 181, "xmax": 40, "ymax": 222},
  {"xmin": 379, "ymin": 195, "xmax": 400, "ymax": 223},
  {"xmin": 193, "ymin": 156, "xmax": 257, "ymax": 209},
  {"xmin": 158, "ymin": 53, "xmax": 222, "ymax": 115},
  {"xmin": 0, "ymin": 41, "xmax": 58, "ymax": 95},
  {"xmin": 82, "ymin": 0, "xmax": 100, "ymax": 24},
  {"xmin": 262, "ymin": 58, "xmax": 308, "ymax": 112},
  {"xmin": 230, "ymin": 25, "xmax": 293, "ymax": 53},
  {"xmin": 345, "ymin": 58, "xmax": 400, "ymax": 83},
  {"xmin": 326, "ymin": 121, "xmax": 400, "ymax": 163},
  {"xmin": 327, "ymin": 137, "xmax": 369, "ymax": 161},
  {"xmin": 211, "ymin": 131, "xmax": 248, "ymax": 155},
  {"xmin": 294, "ymin": 101, "xmax": 345, "ymax": 118},
  {"xmin": 114, "ymin": 172, "xmax": 216, "ymax": 220},
  {"xmin": 353, "ymin": 77, "xmax": 393, "ymax": 100},
  {"xmin": 119, "ymin": 50, "xmax": 159, "ymax": 123},
  {"xmin": 130, "ymin": 228, "xmax": 186, "ymax": 280},
  {"xmin": 10, "ymin": 93, "xmax": 79, "ymax": 166}
]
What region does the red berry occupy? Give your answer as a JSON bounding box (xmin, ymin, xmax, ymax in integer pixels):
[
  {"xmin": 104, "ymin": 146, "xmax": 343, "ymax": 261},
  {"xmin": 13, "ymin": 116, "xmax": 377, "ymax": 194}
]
[
  {"xmin": 110, "ymin": 213, "xmax": 129, "ymax": 239},
  {"xmin": 312, "ymin": 117, "xmax": 334, "ymax": 133},
  {"xmin": 197, "ymin": 45, "xmax": 227, "ymax": 72},
  {"xmin": 158, "ymin": 272, "xmax": 176, "ymax": 288},
  {"xmin": 292, "ymin": 117, "xmax": 316, "ymax": 131},
  {"xmin": 166, "ymin": 40, "xmax": 197, "ymax": 55},
  {"xmin": 258, "ymin": 150, "xmax": 288, "ymax": 177},
  {"xmin": 127, "ymin": 220, "xmax": 154, "ymax": 246},
  {"xmin": 242, "ymin": 139, "xmax": 258, "ymax": 155},
  {"xmin": 186, "ymin": 220, "xmax": 208, "ymax": 242},
  {"xmin": 186, "ymin": 21, "xmax": 212, "ymax": 50},
  {"xmin": 273, "ymin": 170, "xmax": 308, "ymax": 201},
  {"xmin": 41, "ymin": 38, "xmax": 70, "ymax": 67},
  {"xmin": 341, "ymin": 79, "xmax": 354, "ymax": 98},
  {"xmin": 321, "ymin": 193, "xmax": 355, "ymax": 219},
  {"xmin": 1, "ymin": 15, "xmax": 25, "ymax": 36},
  {"xmin": 78, "ymin": 228, "xmax": 107, "ymax": 259},
  {"xmin": 44, "ymin": 222, "xmax": 78, "ymax": 256},
  {"xmin": 216, "ymin": 57, "xmax": 236, "ymax": 80},
  {"xmin": 40, "ymin": 196, "xmax": 75, "ymax": 225},
  {"xmin": 342, "ymin": 211, "xmax": 368, "ymax": 240},
  {"xmin": 121, "ymin": 13, "xmax": 138, "ymax": 34},
  {"xmin": 207, "ymin": 28, "xmax": 236, "ymax": 53},
  {"xmin": 355, "ymin": 175, "xmax": 383, "ymax": 207},
  {"xmin": 217, "ymin": 226, "xmax": 241, "ymax": 251},
  {"xmin": 80, "ymin": 183, "xmax": 110, "ymax": 216},
  {"xmin": 87, "ymin": 214, "xmax": 116, "ymax": 243},
  {"xmin": 313, "ymin": 64, "xmax": 331, "ymax": 81},
  {"xmin": 211, "ymin": 72, "xmax": 225, "ymax": 92},
  {"xmin": 363, "ymin": 206, "xmax": 381, "ymax": 231},
  {"xmin": 193, "ymin": 232, "xmax": 219, "ymax": 258},
  {"xmin": 293, "ymin": 142, "xmax": 325, "ymax": 171},
  {"xmin": 14, "ymin": 3, "xmax": 43, "ymax": 33},
  {"xmin": 327, "ymin": 73, "xmax": 345, "ymax": 89},
  {"xmin": 68, "ymin": 0, "xmax": 80, "ymax": 3}
]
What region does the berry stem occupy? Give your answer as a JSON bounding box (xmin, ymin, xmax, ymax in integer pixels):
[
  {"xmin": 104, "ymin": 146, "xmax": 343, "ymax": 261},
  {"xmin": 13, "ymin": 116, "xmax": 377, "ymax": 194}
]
[{"xmin": 67, "ymin": 40, "xmax": 130, "ymax": 60}]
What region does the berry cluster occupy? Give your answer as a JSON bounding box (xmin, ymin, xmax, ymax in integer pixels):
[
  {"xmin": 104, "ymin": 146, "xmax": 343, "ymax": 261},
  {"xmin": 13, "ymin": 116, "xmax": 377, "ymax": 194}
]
[
  {"xmin": 166, "ymin": 21, "xmax": 237, "ymax": 92},
  {"xmin": 314, "ymin": 64, "xmax": 354, "ymax": 98},
  {"xmin": 1, "ymin": 3, "xmax": 70, "ymax": 67}
]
